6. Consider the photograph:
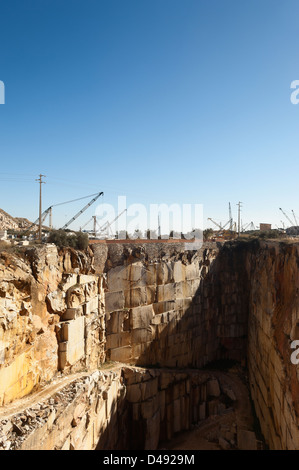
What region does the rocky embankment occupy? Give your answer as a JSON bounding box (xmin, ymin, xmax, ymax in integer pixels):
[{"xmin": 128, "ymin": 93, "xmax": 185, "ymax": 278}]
[{"xmin": 0, "ymin": 244, "xmax": 105, "ymax": 407}]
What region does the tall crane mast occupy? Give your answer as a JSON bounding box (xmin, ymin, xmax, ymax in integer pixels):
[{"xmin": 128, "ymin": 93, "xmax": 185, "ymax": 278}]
[
  {"xmin": 292, "ymin": 210, "xmax": 298, "ymax": 226},
  {"xmin": 61, "ymin": 192, "xmax": 104, "ymax": 230},
  {"xmin": 279, "ymin": 208, "xmax": 294, "ymax": 227},
  {"xmin": 24, "ymin": 206, "xmax": 53, "ymax": 235}
]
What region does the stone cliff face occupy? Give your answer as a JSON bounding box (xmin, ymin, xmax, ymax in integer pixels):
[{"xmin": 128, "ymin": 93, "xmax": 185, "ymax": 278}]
[
  {"xmin": 246, "ymin": 241, "xmax": 299, "ymax": 449},
  {"xmin": 0, "ymin": 239, "xmax": 298, "ymax": 450},
  {"xmin": 100, "ymin": 240, "xmax": 299, "ymax": 450},
  {"xmin": 102, "ymin": 242, "xmax": 249, "ymax": 369},
  {"xmin": 0, "ymin": 244, "xmax": 105, "ymax": 407}
]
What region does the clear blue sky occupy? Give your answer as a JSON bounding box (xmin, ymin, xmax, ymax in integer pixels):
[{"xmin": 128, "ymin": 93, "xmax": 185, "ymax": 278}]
[{"xmin": 0, "ymin": 0, "xmax": 299, "ymax": 231}]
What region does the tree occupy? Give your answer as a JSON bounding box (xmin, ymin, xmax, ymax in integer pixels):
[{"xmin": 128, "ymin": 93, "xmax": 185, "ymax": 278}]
[{"xmin": 48, "ymin": 230, "xmax": 88, "ymax": 250}]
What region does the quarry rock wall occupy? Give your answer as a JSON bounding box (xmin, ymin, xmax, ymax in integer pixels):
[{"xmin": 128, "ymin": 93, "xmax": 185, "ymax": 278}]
[
  {"xmin": 0, "ymin": 245, "xmax": 105, "ymax": 407},
  {"xmin": 0, "ymin": 240, "xmax": 299, "ymax": 450},
  {"xmin": 102, "ymin": 242, "xmax": 249, "ymax": 369},
  {"xmin": 100, "ymin": 240, "xmax": 299, "ymax": 450},
  {"xmin": 246, "ymin": 241, "xmax": 299, "ymax": 450}
]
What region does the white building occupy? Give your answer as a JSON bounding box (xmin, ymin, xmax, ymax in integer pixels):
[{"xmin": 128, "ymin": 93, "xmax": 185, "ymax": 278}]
[{"xmin": 0, "ymin": 230, "xmax": 7, "ymax": 240}]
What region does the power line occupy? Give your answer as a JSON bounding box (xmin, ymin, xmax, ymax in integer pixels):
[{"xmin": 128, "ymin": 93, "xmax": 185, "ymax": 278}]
[{"xmin": 51, "ymin": 193, "xmax": 99, "ymax": 208}]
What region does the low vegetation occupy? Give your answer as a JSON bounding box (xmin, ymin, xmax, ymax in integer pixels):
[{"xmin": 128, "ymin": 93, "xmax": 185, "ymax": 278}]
[{"xmin": 47, "ymin": 230, "xmax": 89, "ymax": 250}]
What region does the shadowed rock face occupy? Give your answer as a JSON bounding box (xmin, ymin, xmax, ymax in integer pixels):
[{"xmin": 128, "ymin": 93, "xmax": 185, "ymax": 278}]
[
  {"xmin": 246, "ymin": 241, "xmax": 299, "ymax": 449},
  {"xmin": 102, "ymin": 239, "xmax": 299, "ymax": 449},
  {"xmin": 103, "ymin": 241, "xmax": 250, "ymax": 369},
  {"xmin": 0, "ymin": 239, "xmax": 298, "ymax": 450}
]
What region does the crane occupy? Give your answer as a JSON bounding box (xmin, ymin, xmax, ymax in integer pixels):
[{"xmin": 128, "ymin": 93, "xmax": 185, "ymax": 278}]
[
  {"xmin": 61, "ymin": 192, "xmax": 104, "ymax": 230},
  {"xmin": 208, "ymin": 218, "xmax": 230, "ymax": 232},
  {"xmin": 207, "ymin": 218, "xmax": 223, "ymax": 230},
  {"xmin": 292, "ymin": 210, "xmax": 298, "ymax": 226},
  {"xmin": 24, "ymin": 206, "xmax": 53, "ymax": 235},
  {"xmin": 24, "ymin": 192, "xmax": 102, "ymax": 235},
  {"xmin": 279, "ymin": 208, "xmax": 294, "ymax": 227},
  {"xmin": 242, "ymin": 222, "xmax": 251, "ymax": 232},
  {"xmin": 96, "ymin": 209, "xmax": 127, "ymax": 238},
  {"xmin": 242, "ymin": 221, "xmax": 255, "ymax": 232},
  {"xmin": 80, "ymin": 217, "xmax": 94, "ymax": 232}
]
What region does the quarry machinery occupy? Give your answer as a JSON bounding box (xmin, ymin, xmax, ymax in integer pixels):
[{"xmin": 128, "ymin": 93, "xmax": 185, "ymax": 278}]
[
  {"xmin": 208, "ymin": 218, "xmax": 230, "ymax": 232},
  {"xmin": 279, "ymin": 208, "xmax": 294, "ymax": 228},
  {"xmin": 96, "ymin": 208, "xmax": 128, "ymax": 238},
  {"xmin": 25, "ymin": 192, "xmax": 104, "ymax": 235},
  {"xmin": 292, "ymin": 210, "xmax": 298, "ymax": 226},
  {"xmin": 242, "ymin": 221, "xmax": 255, "ymax": 232},
  {"xmin": 60, "ymin": 192, "xmax": 104, "ymax": 230}
]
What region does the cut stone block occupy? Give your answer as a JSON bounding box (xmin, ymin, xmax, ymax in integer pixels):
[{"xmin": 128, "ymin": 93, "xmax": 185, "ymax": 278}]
[
  {"xmin": 129, "ymin": 262, "xmax": 146, "ymax": 287},
  {"xmin": 107, "ymin": 265, "xmax": 130, "ymax": 292},
  {"xmin": 157, "ymin": 283, "xmax": 176, "ymax": 302},
  {"xmin": 58, "ymin": 316, "xmax": 85, "ymax": 370},
  {"xmin": 132, "ymin": 327, "xmax": 154, "ymax": 344},
  {"xmin": 173, "ymin": 261, "xmax": 185, "ymax": 283},
  {"xmin": 105, "ymin": 291, "xmax": 125, "ymax": 313},
  {"xmin": 62, "ymin": 307, "xmax": 81, "ymax": 321},
  {"xmin": 130, "ymin": 305, "xmax": 155, "ymax": 329},
  {"xmin": 124, "ymin": 287, "xmax": 146, "ymax": 308},
  {"xmin": 109, "ymin": 345, "xmax": 132, "ymax": 363}
]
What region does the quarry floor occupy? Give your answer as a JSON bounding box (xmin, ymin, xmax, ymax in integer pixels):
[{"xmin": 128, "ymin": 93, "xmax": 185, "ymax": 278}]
[
  {"xmin": 0, "ymin": 362, "xmax": 126, "ymax": 422},
  {"xmin": 159, "ymin": 366, "xmax": 262, "ymax": 451},
  {"xmin": 0, "ymin": 363, "xmax": 262, "ymax": 451}
]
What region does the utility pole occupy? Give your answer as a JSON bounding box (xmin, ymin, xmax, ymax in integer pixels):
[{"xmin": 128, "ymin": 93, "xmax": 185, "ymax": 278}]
[
  {"xmin": 237, "ymin": 202, "xmax": 242, "ymax": 237},
  {"xmin": 158, "ymin": 215, "xmax": 161, "ymax": 239},
  {"xmin": 36, "ymin": 174, "xmax": 46, "ymax": 241},
  {"xmin": 49, "ymin": 207, "xmax": 53, "ymax": 230},
  {"xmin": 229, "ymin": 202, "xmax": 233, "ymax": 231},
  {"xmin": 93, "ymin": 216, "xmax": 97, "ymax": 237}
]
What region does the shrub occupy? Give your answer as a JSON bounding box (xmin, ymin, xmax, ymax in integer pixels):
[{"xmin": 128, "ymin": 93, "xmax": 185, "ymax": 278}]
[
  {"xmin": 48, "ymin": 230, "xmax": 88, "ymax": 250},
  {"xmin": 203, "ymin": 228, "xmax": 214, "ymax": 240}
]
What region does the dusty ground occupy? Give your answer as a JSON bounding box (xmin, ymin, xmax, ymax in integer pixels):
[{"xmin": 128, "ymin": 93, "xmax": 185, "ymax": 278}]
[{"xmin": 159, "ymin": 367, "xmax": 264, "ymax": 451}]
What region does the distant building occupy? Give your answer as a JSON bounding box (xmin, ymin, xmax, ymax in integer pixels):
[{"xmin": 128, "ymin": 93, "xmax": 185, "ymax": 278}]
[{"xmin": 260, "ymin": 224, "xmax": 272, "ymax": 232}]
